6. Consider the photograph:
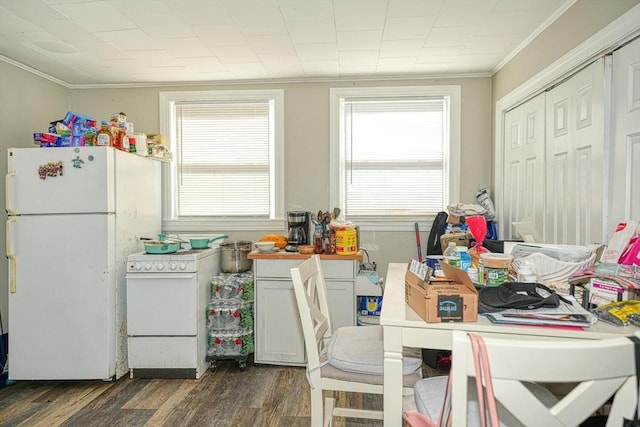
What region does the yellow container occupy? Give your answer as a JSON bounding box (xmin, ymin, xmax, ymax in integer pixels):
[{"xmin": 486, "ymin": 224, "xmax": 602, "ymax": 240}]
[{"xmin": 335, "ymin": 228, "xmax": 357, "ymax": 255}]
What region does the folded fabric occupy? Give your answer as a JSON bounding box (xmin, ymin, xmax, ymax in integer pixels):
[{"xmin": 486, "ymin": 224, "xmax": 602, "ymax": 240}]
[
  {"xmin": 327, "ymin": 325, "xmax": 422, "ymax": 376},
  {"xmin": 447, "ymin": 203, "xmax": 487, "ymax": 217}
]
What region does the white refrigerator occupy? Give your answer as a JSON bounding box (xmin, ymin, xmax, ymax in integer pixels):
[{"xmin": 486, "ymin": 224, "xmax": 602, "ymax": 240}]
[{"xmin": 6, "ymin": 147, "xmax": 161, "ymax": 380}]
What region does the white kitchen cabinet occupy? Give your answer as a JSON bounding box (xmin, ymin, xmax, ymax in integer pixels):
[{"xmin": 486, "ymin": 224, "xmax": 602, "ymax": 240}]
[{"xmin": 251, "ymin": 254, "xmax": 359, "ymax": 366}]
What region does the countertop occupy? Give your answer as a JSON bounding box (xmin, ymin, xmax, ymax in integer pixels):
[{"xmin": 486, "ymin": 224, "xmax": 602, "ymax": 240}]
[{"xmin": 248, "ymin": 249, "xmax": 363, "ymax": 261}]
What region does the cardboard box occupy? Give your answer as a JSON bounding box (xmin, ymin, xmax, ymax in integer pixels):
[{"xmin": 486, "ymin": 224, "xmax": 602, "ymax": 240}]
[
  {"xmin": 440, "ymin": 232, "xmax": 472, "ymax": 249},
  {"xmin": 405, "ymin": 262, "xmax": 478, "ymax": 323},
  {"xmin": 587, "ymin": 278, "xmax": 640, "ymax": 307}
]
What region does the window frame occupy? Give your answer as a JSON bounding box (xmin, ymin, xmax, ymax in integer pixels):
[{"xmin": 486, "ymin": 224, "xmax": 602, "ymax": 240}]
[
  {"xmin": 329, "ymin": 85, "xmax": 461, "ymax": 231},
  {"xmin": 159, "ymin": 89, "xmax": 285, "ymax": 232}
]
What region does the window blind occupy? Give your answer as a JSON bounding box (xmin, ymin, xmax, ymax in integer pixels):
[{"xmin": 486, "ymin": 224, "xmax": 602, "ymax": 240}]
[
  {"xmin": 340, "ymin": 97, "xmax": 447, "ymax": 216},
  {"xmin": 175, "ymin": 100, "xmax": 273, "ymax": 216}
]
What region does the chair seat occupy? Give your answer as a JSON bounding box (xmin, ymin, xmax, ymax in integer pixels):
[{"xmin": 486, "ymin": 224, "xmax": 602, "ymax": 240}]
[
  {"xmin": 327, "ymin": 325, "xmax": 422, "ymax": 376},
  {"xmin": 413, "ymin": 376, "xmax": 558, "ymax": 427}
]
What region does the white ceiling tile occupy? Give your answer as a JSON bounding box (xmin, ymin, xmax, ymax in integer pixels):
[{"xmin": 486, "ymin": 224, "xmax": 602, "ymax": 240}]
[
  {"xmin": 376, "ymin": 57, "xmax": 418, "ymax": 73},
  {"xmin": 99, "ymin": 29, "xmax": 161, "ymax": 52},
  {"xmin": 379, "ymin": 39, "xmax": 424, "ymax": 58},
  {"xmin": 157, "ymin": 37, "xmax": 214, "ymax": 58},
  {"xmin": 387, "ymin": 0, "xmax": 444, "ymax": 17},
  {"xmin": 1, "ymin": 0, "xmax": 68, "ymax": 22},
  {"xmin": 34, "ymin": 20, "xmax": 102, "ymax": 43},
  {"xmin": 278, "ymin": 0, "xmax": 334, "ymax": 21},
  {"xmin": 334, "ymin": 0, "xmax": 388, "ymax": 32},
  {"xmin": 424, "ymin": 26, "xmax": 479, "ymax": 47},
  {"xmin": 52, "ymin": 1, "xmax": 137, "ymax": 33},
  {"xmin": 287, "ymin": 20, "xmax": 335, "ymax": 44},
  {"xmin": 417, "ymin": 46, "xmax": 464, "ymax": 63},
  {"xmin": 336, "ymin": 31, "xmax": 382, "ymax": 51},
  {"xmin": 192, "ymin": 25, "xmax": 247, "ymax": 46},
  {"xmin": 434, "ymin": 0, "xmax": 499, "ymax": 28},
  {"xmin": 475, "ymin": 12, "xmax": 539, "ymax": 36},
  {"xmin": 225, "ymin": 62, "xmax": 270, "ymax": 78},
  {"xmin": 412, "ymin": 62, "xmax": 453, "ymax": 73},
  {"xmin": 294, "ymin": 43, "xmax": 338, "ymax": 61},
  {"xmin": 246, "ymin": 34, "xmax": 295, "ymax": 55},
  {"xmin": 127, "ymin": 13, "xmax": 195, "ymax": 39},
  {"xmin": 210, "ymin": 45, "xmax": 259, "ymax": 63},
  {"xmin": 108, "ymin": 0, "xmax": 174, "ymax": 15},
  {"xmin": 301, "ymin": 59, "xmax": 339, "ymax": 76},
  {"xmin": 382, "ymin": 16, "xmax": 435, "ymax": 41},
  {"xmin": 493, "ymin": 0, "xmax": 564, "ymax": 13},
  {"xmin": 177, "ymin": 56, "xmax": 227, "ymax": 72},
  {"xmin": 338, "ymin": 50, "xmax": 379, "ymax": 66},
  {"xmin": 463, "ymin": 35, "xmax": 518, "ymax": 55},
  {"xmin": 339, "ymin": 64, "xmax": 377, "ymax": 76},
  {"xmin": 0, "ymin": 7, "xmax": 43, "ymax": 33},
  {"xmin": 167, "ymin": 0, "xmax": 233, "ymax": 25},
  {"xmin": 222, "ymin": 0, "xmax": 287, "ymax": 35}
]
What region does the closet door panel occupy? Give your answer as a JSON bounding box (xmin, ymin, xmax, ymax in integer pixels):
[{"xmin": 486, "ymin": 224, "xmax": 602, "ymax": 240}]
[
  {"xmin": 503, "ymin": 93, "xmax": 545, "ymax": 241},
  {"xmin": 545, "ymin": 59, "xmax": 604, "ymax": 245},
  {"xmin": 610, "ymin": 37, "xmax": 640, "ymax": 233}
]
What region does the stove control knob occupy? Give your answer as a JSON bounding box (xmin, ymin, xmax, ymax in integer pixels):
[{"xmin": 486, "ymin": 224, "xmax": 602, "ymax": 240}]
[
  {"xmin": 144, "ymin": 263, "xmax": 152, "ymax": 271},
  {"xmin": 179, "ymin": 262, "xmax": 187, "ymax": 270},
  {"xmin": 156, "ymin": 263, "xmax": 165, "ymax": 270},
  {"xmin": 169, "ymin": 262, "xmax": 177, "ymax": 271},
  {"xmin": 135, "ymin": 263, "xmax": 142, "ymax": 271}
]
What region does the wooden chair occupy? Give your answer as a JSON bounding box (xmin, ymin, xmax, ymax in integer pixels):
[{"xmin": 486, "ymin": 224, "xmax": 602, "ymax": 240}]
[
  {"xmin": 411, "ymin": 330, "xmax": 639, "ymax": 426},
  {"xmin": 290, "ymin": 255, "xmax": 422, "ymax": 427}
]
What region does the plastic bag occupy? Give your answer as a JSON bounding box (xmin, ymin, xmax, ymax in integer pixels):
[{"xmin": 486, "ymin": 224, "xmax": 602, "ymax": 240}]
[
  {"xmin": 601, "ymin": 221, "xmax": 638, "ymax": 263},
  {"xmin": 619, "ymin": 235, "xmax": 640, "ymax": 266},
  {"xmin": 467, "ymin": 215, "xmax": 489, "ymax": 267}
]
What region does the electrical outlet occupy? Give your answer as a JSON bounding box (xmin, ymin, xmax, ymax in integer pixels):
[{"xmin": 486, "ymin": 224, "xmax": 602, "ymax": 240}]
[{"xmin": 361, "ymin": 243, "xmax": 379, "ymax": 251}]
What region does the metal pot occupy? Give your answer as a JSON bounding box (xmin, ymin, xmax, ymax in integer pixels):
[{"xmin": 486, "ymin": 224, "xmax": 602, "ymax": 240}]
[{"xmin": 220, "ymin": 241, "xmax": 253, "ymax": 273}]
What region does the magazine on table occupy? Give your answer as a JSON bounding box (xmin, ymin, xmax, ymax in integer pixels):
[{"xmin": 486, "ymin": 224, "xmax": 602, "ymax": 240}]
[{"xmin": 484, "ymin": 295, "xmax": 598, "ymax": 327}]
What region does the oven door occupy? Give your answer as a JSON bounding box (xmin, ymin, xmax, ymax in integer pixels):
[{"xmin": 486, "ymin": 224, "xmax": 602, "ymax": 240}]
[{"xmin": 126, "ymin": 272, "xmax": 198, "ymax": 336}]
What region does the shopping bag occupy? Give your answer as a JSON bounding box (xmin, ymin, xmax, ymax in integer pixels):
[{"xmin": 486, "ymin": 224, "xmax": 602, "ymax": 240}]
[{"xmin": 404, "ymin": 334, "xmax": 499, "ymax": 427}]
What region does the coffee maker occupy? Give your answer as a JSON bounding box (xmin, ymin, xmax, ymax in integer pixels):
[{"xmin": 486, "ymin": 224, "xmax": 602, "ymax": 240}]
[{"xmin": 286, "ymin": 211, "xmax": 311, "ymax": 252}]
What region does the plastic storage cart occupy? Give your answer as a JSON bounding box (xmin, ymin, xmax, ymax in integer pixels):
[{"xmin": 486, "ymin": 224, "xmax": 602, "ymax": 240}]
[{"xmin": 206, "ymin": 272, "xmax": 254, "ymax": 370}]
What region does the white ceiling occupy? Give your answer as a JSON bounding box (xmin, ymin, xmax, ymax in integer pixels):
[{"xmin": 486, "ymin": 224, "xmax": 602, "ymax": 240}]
[{"xmin": 0, "ymin": 0, "xmax": 572, "ymax": 87}]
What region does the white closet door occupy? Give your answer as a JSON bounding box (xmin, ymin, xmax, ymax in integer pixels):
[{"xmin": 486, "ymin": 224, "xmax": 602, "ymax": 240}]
[
  {"xmin": 609, "ymin": 37, "xmax": 640, "ymax": 236},
  {"xmin": 545, "ymin": 59, "xmax": 605, "ymax": 245},
  {"xmin": 503, "ymin": 93, "xmax": 546, "ymax": 241}
]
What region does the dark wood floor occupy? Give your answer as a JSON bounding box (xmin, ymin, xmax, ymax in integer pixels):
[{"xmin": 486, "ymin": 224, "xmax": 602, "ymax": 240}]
[{"xmin": 0, "ymin": 356, "xmax": 437, "ymax": 427}]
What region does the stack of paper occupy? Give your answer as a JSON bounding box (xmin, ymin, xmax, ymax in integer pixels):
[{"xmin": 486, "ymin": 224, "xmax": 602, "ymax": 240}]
[{"xmin": 484, "ymin": 296, "xmax": 597, "ymax": 328}]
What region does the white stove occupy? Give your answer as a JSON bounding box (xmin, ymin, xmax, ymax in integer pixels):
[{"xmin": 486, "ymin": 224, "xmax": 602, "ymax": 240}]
[
  {"xmin": 125, "ymin": 245, "xmax": 221, "ymax": 379},
  {"xmin": 127, "ymin": 247, "xmax": 219, "ymax": 273}
]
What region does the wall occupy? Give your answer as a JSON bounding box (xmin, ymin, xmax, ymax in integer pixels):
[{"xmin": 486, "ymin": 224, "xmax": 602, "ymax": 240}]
[
  {"xmin": 492, "ymin": 0, "xmax": 639, "ymax": 103},
  {"xmin": 69, "ymin": 77, "xmax": 492, "ymax": 279},
  {"xmin": 0, "ymin": 62, "xmax": 69, "ymax": 330}
]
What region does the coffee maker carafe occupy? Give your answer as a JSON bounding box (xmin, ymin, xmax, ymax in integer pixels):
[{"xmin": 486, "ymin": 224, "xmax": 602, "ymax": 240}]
[{"xmin": 286, "ymin": 211, "xmax": 310, "ymax": 252}]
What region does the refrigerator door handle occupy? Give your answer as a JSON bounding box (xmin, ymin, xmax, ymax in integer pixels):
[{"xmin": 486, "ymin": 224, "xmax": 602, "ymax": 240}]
[
  {"xmin": 5, "ymin": 170, "xmax": 15, "ymax": 216},
  {"xmin": 6, "ymin": 217, "xmax": 16, "ymax": 293}
]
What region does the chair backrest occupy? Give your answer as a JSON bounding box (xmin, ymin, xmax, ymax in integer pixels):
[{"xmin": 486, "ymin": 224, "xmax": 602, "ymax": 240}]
[
  {"xmin": 450, "ymin": 330, "xmax": 639, "ymax": 427},
  {"xmin": 290, "ymin": 255, "xmax": 333, "ymax": 384}
]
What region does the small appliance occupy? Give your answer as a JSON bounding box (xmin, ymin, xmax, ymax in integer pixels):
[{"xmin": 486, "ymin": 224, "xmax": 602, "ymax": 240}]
[{"xmin": 286, "ymin": 211, "xmax": 310, "ymax": 252}]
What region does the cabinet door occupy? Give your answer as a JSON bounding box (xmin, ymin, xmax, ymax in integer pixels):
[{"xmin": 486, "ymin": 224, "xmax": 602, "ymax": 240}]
[
  {"xmin": 254, "ymin": 280, "xmax": 305, "ymax": 365},
  {"xmin": 327, "ymin": 280, "xmax": 356, "ymax": 329}
]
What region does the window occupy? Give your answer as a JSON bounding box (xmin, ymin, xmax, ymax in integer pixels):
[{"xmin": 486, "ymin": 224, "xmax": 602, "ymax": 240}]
[
  {"xmin": 159, "ymin": 89, "xmax": 284, "ymax": 232},
  {"xmin": 330, "ymin": 86, "xmax": 460, "ymax": 230}
]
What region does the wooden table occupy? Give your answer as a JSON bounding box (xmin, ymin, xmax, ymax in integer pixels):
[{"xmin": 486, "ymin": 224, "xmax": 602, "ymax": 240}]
[{"xmin": 380, "ymin": 262, "xmax": 640, "ymax": 427}]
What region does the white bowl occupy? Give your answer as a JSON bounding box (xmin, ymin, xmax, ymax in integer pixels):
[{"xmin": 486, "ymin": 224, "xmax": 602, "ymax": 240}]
[{"xmin": 255, "ymin": 241, "xmax": 276, "ymax": 252}]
